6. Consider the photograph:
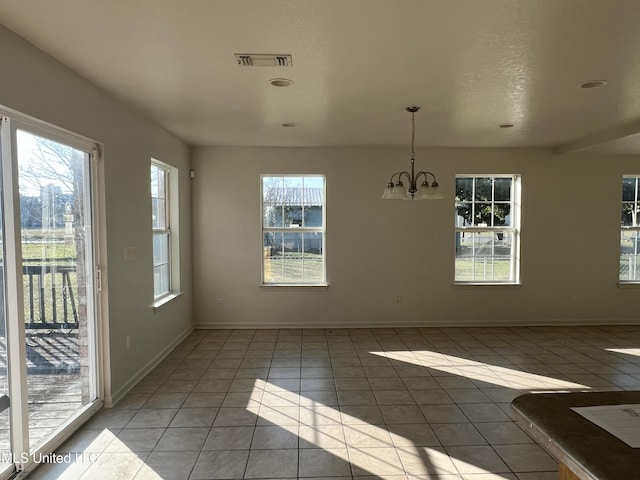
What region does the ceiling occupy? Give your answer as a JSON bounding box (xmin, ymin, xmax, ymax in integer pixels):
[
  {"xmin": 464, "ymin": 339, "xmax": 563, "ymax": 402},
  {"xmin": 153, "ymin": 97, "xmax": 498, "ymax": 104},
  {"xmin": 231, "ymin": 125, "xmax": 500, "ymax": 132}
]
[{"xmin": 2, "ymin": 0, "xmax": 640, "ymax": 153}]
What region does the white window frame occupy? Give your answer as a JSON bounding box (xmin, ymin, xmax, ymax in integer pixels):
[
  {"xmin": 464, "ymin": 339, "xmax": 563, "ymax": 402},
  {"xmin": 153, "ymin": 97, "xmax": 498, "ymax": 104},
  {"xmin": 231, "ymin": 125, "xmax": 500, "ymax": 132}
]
[
  {"xmin": 620, "ymin": 175, "xmax": 640, "ymax": 283},
  {"xmin": 151, "ymin": 159, "xmax": 180, "ymax": 304},
  {"xmin": 454, "ymin": 174, "xmax": 521, "ymax": 284},
  {"xmin": 261, "ymin": 174, "xmax": 326, "ymax": 286}
]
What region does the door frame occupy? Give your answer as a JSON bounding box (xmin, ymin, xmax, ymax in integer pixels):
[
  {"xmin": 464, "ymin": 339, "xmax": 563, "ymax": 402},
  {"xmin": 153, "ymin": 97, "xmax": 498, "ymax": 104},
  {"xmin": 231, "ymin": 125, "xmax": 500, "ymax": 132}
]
[{"xmin": 0, "ymin": 107, "xmax": 105, "ymax": 477}]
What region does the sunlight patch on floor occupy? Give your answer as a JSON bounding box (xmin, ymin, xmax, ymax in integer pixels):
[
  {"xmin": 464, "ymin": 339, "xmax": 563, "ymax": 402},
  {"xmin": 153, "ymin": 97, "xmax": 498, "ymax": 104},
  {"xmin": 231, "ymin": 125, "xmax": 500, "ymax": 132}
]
[
  {"xmin": 371, "ymin": 351, "xmax": 591, "ymax": 391},
  {"xmin": 251, "ymin": 379, "xmax": 515, "ymax": 478},
  {"xmin": 606, "ymin": 348, "xmax": 640, "ymax": 357}
]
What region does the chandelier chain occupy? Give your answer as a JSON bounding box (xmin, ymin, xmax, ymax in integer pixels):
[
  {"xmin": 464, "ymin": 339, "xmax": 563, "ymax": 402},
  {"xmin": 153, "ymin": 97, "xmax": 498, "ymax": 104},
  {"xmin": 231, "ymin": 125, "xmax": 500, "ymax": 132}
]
[{"xmin": 411, "ymin": 110, "xmax": 416, "ymax": 161}]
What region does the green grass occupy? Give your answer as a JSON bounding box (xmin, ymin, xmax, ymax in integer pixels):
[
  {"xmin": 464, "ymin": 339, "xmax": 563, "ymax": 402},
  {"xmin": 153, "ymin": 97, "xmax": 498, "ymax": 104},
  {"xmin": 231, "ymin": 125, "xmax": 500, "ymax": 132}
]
[
  {"xmin": 264, "ymin": 253, "xmax": 324, "ymax": 283},
  {"xmin": 21, "ymin": 229, "xmax": 77, "ymax": 263},
  {"xmin": 455, "ymin": 257, "xmax": 512, "ymax": 282}
]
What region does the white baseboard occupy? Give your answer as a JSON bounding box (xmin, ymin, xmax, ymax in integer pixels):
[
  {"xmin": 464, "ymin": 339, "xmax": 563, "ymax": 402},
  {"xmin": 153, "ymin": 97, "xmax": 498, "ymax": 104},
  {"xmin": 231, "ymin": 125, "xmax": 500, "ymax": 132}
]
[
  {"xmin": 194, "ymin": 318, "xmax": 640, "ymax": 330},
  {"xmin": 106, "ymin": 325, "xmax": 193, "ymax": 407}
]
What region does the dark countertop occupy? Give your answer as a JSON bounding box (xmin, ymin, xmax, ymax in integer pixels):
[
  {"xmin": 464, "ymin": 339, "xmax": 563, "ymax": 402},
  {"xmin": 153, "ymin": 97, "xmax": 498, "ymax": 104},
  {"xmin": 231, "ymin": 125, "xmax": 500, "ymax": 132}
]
[{"xmin": 511, "ymin": 391, "xmax": 640, "ymax": 480}]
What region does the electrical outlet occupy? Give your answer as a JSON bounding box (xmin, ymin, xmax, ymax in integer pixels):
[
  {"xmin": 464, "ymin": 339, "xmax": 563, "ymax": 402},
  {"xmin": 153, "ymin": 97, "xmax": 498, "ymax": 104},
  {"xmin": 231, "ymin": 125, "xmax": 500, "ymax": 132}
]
[
  {"xmin": 126, "ymin": 335, "xmax": 131, "ymax": 351},
  {"xmin": 395, "ymin": 294, "xmax": 402, "ymax": 303},
  {"xmin": 216, "ymin": 295, "xmax": 223, "ymax": 304}
]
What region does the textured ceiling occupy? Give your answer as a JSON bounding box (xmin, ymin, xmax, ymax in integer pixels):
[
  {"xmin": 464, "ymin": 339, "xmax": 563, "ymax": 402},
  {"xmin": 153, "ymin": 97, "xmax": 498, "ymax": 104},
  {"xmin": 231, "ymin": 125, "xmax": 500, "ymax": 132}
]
[{"xmin": 1, "ymin": 0, "xmax": 640, "ymax": 152}]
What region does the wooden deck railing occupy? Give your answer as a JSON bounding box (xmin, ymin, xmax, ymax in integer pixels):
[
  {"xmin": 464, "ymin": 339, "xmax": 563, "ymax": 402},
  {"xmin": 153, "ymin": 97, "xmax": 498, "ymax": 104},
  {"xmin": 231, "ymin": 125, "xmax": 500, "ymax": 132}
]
[
  {"xmin": 0, "ymin": 261, "xmax": 78, "ymax": 329},
  {"xmin": 22, "ymin": 264, "xmax": 78, "ymax": 329}
]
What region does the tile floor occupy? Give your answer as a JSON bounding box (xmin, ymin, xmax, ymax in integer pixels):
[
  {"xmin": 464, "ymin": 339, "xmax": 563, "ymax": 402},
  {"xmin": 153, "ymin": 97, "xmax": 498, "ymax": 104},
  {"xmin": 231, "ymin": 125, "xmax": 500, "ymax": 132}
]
[{"xmin": 26, "ymin": 325, "xmax": 640, "ymax": 479}]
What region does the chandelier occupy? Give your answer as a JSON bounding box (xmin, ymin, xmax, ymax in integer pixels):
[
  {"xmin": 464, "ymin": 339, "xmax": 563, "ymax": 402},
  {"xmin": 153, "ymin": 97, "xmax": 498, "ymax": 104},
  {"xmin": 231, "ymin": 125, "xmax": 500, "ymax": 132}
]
[{"xmin": 381, "ymin": 106, "xmax": 443, "ymax": 200}]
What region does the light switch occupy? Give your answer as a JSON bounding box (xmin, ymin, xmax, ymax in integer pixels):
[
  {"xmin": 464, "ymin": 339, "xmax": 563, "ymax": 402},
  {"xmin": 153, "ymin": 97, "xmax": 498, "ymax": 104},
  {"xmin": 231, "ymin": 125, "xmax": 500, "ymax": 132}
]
[{"xmin": 124, "ymin": 246, "xmax": 137, "ymax": 262}]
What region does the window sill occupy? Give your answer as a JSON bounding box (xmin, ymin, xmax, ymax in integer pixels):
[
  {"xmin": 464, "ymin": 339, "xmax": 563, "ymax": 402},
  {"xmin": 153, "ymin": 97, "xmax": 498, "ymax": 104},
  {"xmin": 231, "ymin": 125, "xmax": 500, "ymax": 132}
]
[
  {"xmin": 151, "ymin": 291, "xmax": 183, "ymax": 310},
  {"xmin": 261, "ymin": 284, "xmax": 329, "ymax": 290},
  {"xmin": 618, "ymin": 282, "xmax": 640, "ymax": 289},
  {"xmin": 454, "ymin": 282, "xmax": 522, "ymax": 288}
]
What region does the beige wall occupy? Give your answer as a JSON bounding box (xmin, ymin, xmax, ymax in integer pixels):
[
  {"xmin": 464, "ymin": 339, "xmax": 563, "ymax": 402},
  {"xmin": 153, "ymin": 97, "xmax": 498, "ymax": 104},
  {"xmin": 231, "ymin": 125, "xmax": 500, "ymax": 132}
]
[
  {"xmin": 192, "ymin": 145, "xmax": 639, "ymax": 328},
  {"xmin": 0, "ymin": 26, "xmax": 193, "ymax": 403}
]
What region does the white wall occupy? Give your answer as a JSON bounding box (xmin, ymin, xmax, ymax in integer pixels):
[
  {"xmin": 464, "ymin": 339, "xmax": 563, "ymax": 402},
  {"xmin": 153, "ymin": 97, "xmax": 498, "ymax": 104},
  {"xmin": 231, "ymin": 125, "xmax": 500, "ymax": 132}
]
[
  {"xmin": 0, "ymin": 26, "xmax": 193, "ymax": 402},
  {"xmin": 192, "ymin": 145, "xmax": 639, "ymax": 328}
]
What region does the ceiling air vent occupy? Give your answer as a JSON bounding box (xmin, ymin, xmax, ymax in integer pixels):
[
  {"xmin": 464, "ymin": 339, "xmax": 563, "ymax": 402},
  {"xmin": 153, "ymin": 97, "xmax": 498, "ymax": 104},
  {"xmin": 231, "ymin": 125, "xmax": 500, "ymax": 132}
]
[{"xmin": 235, "ymin": 54, "xmax": 292, "ymax": 67}]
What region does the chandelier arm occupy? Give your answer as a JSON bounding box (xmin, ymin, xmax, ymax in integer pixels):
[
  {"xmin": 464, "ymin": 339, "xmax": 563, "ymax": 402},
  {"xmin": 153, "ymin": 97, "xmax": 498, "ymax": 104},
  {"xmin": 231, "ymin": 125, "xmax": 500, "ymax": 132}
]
[
  {"xmin": 415, "ymin": 171, "xmax": 428, "ymax": 184},
  {"xmin": 387, "ymin": 171, "xmax": 407, "ymax": 183},
  {"xmin": 397, "ymin": 171, "xmax": 412, "ymax": 185},
  {"xmin": 416, "ymin": 171, "xmax": 438, "ymax": 183}
]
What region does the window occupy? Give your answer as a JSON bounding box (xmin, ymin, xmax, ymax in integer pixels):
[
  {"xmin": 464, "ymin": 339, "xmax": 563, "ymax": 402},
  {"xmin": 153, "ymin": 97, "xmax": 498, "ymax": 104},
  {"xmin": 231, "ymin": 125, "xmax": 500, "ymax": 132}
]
[
  {"xmin": 262, "ymin": 175, "xmax": 326, "ymax": 285},
  {"xmin": 455, "ymin": 175, "xmax": 520, "ymax": 283},
  {"xmin": 151, "ymin": 160, "xmax": 180, "ymax": 300},
  {"xmin": 620, "ymin": 176, "xmax": 640, "ymax": 282}
]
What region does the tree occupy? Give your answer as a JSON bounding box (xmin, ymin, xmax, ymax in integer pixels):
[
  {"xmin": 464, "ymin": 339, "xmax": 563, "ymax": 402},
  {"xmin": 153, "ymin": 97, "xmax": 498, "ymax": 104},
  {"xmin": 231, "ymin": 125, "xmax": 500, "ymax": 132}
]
[{"xmin": 455, "ymin": 176, "xmax": 512, "ymax": 226}]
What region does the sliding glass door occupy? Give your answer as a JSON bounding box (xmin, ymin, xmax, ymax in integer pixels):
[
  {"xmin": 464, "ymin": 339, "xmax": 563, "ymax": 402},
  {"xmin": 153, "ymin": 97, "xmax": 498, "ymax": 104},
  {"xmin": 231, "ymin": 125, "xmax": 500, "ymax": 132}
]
[{"xmin": 0, "ymin": 113, "xmax": 101, "ymax": 477}]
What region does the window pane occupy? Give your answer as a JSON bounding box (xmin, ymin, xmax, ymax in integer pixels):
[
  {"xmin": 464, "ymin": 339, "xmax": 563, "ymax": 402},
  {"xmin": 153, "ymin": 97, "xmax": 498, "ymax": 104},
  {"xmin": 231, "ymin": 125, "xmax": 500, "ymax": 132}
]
[
  {"xmin": 153, "ymin": 265, "xmax": 162, "ymax": 296},
  {"xmin": 284, "ymin": 206, "xmax": 303, "ymax": 227},
  {"xmin": 303, "ymin": 232, "xmax": 324, "ymax": 282},
  {"xmin": 281, "ymin": 256, "xmax": 303, "ymax": 282},
  {"xmin": 153, "ymin": 233, "xmax": 169, "ymax": 266},
  {"xmin": 156, "ymin": 169, "xmax": 166, "ymax": 200},
  {"xmin": 153, "ymin": 233, "xmax": 171, "ymax": 297},
  {"xmin": 151, "ymin": 198, "xmax": 159, "ymax": 229},
  {"xmin": 304, "ymin": 232, "xmax": 323, "ymax": 254},
  {"xmin": 622, "ymin": 203, "xmax": 636, "ymax": 227},
  {"xmin": 620, "ymin": 230, "xmax": 640, "ymax": 281},
  {"xmin": 474, "ymin": 178, "xmax": 492, "ymax": 201},
  {"xmin": 263, "ymin": 232, "xmax": 325, "ymax": 283},
  {"xmin": 151, "ymin": 165, "xmax": 168, "ymax": 230},
  {"xmin": 150, "ymin": 164, "xmax": 160, "ymax": 196},
  {"xmin": 282, "ymin": 232, "xmax": 303, "ymax": 281},
  {"xmin": 154, "ymin": 264, "xmax": 170, "ymax": 297},
  {"xmin": 155, "ymin": 198, "xmax": 167, "ymax": 230},
  {"xmin": 264, "ymin": 205, "xmax": 283, "ymax": 227},
  {"xmin": 266, "ymin": 232, "xmax": 282, "ymax": 254},
  {"xmin": 492, "ymin": 232, "xmax": 513, "ymax": 281},
  {"xmin": 284, "ymin": 177, "xmax": 304, "ymax": 206},
  {"xmin": 456, "ymin": 202, "xmax": 472, "ymax": 226},
  {"xmin": 151, "ymin": 165, "xmax": 166, "ymax": 200},
  {"xmin": 263, "ymin": 177, "xmax": 281, "ymax": 200},
  {"xmin": 284, "ymin": 176, "xmax": 304, "ymax": 189},
  {"xmin": 474, "ymin": 203, "xmax": 492, "ymax": 226},
  {"xmin": 456, "ymin": 177, "xmax": 473, "ymax": 201},
  {"xmin": 263, "ymin": 177, "xmax": 283, "ymax": 227},
  {"xmin": 455, "ymin": 231, "xmax": 513, "ymax": 282},
  {"xmin": 494, "ymin": 203, "xmax": 512, "ymax": 226},
  {"xmin": 455, "ymin": 231, "xmax": 479, "ymax": 282},
  {"xmin": 493, "ymin": 177, "xmax": 511, "ymax": 201},
  {"xmin": 303, "ymin": 205, "xmax": 322, "ymax": 227},
  {"xmin": 283, "ymin": 231, "xmax": 302, "ymax": 253},
  {"xmin": 264, "ymin": 232, "xmax": 283, "ymax": 283},
  {"xmin": 623, "ymin": 177, "xmax": 637, "ymax": 202}
]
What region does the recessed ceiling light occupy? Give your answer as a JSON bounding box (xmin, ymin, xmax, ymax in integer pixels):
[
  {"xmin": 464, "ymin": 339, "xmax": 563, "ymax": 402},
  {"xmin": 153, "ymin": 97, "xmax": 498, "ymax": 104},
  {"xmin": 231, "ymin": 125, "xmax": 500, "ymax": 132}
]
[
  {"xmin": 579, "ymin": 80, "xmax": 607, "ymax": 89},
  {"xmin": 499, "ymin": 123, "xmax": 515, "ymax": 128},
  {"xmin": 281, "ymin": 122, "xmax": 297, "ymax": 127},
  {"xmin": 269, "ymin": 78, "xmax": 294, "ymax": 87}
]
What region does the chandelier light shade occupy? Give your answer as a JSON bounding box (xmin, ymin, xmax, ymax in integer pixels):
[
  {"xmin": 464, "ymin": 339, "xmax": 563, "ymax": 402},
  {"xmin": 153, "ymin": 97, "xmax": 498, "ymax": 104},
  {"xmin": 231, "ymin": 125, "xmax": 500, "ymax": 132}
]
[{"xmin": 382, "ymin": 106, "xmax": 443, "ymax": 200}]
